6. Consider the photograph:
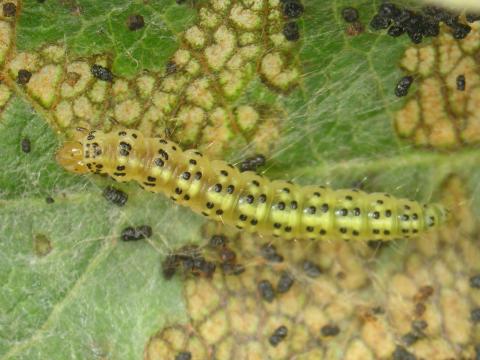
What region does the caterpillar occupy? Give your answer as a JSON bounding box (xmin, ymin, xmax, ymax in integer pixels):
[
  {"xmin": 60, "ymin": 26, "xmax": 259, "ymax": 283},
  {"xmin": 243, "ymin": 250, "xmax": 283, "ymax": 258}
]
[{"xmin": 56, "ymin": 129, "xmax": 448, "ymax": 241}]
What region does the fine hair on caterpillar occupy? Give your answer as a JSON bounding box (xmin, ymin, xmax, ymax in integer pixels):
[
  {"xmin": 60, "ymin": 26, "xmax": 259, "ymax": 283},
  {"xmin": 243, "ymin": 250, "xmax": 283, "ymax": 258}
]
[{"xmin": 56, "ymin": 129, "xmax": 449, "ymax": 241}]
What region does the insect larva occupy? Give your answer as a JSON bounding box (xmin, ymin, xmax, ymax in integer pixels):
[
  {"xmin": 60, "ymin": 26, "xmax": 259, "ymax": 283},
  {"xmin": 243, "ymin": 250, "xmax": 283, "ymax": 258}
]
[{"xmin": 56, "ymin": 129, "xmax": 448, "ymax": 241}]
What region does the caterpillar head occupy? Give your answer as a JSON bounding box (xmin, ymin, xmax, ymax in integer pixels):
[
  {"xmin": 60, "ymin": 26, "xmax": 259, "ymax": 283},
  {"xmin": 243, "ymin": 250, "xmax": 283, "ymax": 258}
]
[{"xmin": 56, "ymin": 141, "xmax": 89, "ymax": 174}]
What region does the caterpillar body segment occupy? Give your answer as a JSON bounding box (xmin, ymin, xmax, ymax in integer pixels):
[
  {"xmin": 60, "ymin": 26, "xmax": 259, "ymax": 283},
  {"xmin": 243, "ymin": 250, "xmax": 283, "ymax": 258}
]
[{"xmin": 56, "ymin": 129, "xmax": 448, "ymax": 241}]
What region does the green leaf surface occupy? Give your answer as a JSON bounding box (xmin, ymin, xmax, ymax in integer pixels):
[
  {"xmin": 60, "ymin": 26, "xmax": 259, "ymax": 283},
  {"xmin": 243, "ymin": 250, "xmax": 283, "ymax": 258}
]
[
  {"xmin": 18, "ymin": 0, "xmax": 196, "ymax": 76},
  {"xmin": 2, "ymin": 0, "xmax": 480, "ymax": 359},
  {"xmin": 1, "ymin": 97, "xmax": 204, "ymax": 359}
]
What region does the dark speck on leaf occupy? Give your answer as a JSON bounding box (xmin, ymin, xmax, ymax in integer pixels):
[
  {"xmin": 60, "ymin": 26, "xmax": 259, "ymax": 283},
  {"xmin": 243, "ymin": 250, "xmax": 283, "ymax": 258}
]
[
  {"xmin": 370, "ymin": 14, "xmax": 390, "ymax": 30},
  {"xmin": 127, "ymin": 14, "xmax": 145, "ymax": 31},
  {"xmin": 17, "ymin": 69, "xmax": 32, "ymax": 85},
  {"xmin": 470, "ymin": 274, "xmax": 480, "ymax": 288},
  {"xmin": 283, "ymin": 22, "xmax": 300, "ymax": 41},
  {"xmin": 303, "ymin": 260, "xmax": 322, "ymax": 277},
  {"xmin": 21, "ymin": 138, "xmax": 31, "ymax": 153},
  {"xmin": 395, "ymin": 76, "xmax": 413, "ymax": 97},
  {"xmin": 260, "ymin": 243, "xmax": 284, "ymax": 263},
  {"xmin": 388, "ymin": 25, "xmax": 405, "ymax": 37},
  {"xmin": 370, "ymin": 3, "xmax": 472, "ymax": 45},
  {"xmin": 392, "ymin": 345, "xmax": 416, "ymax": 360},
  {"xmin": 402, "ymin": 332, "xmax": 419, "ymax": 346},
  {"xmin": 282, "ymin": 1, "xmax": 304, "ymax": 19},
  {"xmin": 91, "ymin": 64, "xmax": 113, "ymax": 82},
  {"xmin": 321, "ymin": 324, "xmax": 340, "ymax": 337},
  {"xmin": 277, "ymin": 271, "xmax": 294, "ymax": 293},
  {"xmin": 269, "ymin": 325, "xmax": 288, "ymax": 346},
  {"xmin": 466, "ymin": 13, "xmax": 480, "ymax": 23},
  {"xmin": 378, "ymin": 3, "xmax": 401, "ymax": 19},
  {"xmin": 452, "ymin": 23, "xmax": 471, "ymax": 39},
  {"xmin": 3, "ymin": 2, "xmax": 16, "ymax": 17},
  {"xmin": 174, "ymin": 351, "xmax": 192, "ymax": 360},
  {"xmin": 456, "ymin": 74, "xmax": 465, "ymax": 91},
  {"xmin": 209, "ymin": 234, "xmax": 227, "ymax": 247},
  {"xmin": 166, "ymin": 60, "xmax": 177, "ymax": 74},
  {"xmin": 121, "ymin": 225, "xmax": 152, "ymax": 241},
  {"xmin": 341, "ymin": 7, "xmax": 359, "ymax": 23},
  {"xmin": 258, "ymin": 280, "xmax": 275, "ymax": 302},
  {"xmin": 471, "ymin": 308, "xmax": 480, "ymax": 322},
  {"xmin": 238, "ymin": 154, "xmax": 266, "ymax": 172},
  {"xmin": 103, "ymin": 186, "xmax": 128, "ymax": 206}
]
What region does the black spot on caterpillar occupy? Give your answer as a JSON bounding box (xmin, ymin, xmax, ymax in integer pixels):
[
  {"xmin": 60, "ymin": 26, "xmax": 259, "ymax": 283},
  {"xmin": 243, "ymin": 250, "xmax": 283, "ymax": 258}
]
[{"xmin": 56, "ymin": 129, "xmax": 449, "ymax": 241}]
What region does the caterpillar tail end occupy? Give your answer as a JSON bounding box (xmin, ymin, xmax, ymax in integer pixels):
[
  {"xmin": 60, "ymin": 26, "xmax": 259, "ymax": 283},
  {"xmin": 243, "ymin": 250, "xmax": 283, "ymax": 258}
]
[
  {"xmin": 56, "ymin": 141, "xmax": 89, "ymax": 174},
  {"xmin": 424, "ymin": 203, "xmax": 450, "ymax": 228}
]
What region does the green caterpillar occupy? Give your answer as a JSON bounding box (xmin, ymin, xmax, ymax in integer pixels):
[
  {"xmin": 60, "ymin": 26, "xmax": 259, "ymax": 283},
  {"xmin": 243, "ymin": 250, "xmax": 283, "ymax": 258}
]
[{"xmin": 56, "ymin": 129, "xmax": 448, "ymax": 241}]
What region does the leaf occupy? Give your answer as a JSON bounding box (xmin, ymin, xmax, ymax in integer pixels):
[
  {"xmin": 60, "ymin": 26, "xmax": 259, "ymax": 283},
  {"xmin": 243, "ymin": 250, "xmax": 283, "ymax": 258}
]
[
  {"xmin": 2, "ymin": 0, "xmax": 480, "ymax": 359},
  {"xmin": 0, "ymin": 97, "xmax": 201, "ymax": 358},
  {"xmin": 17, "ymin": 0, "xmax": 196, "ymax": 76}
]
